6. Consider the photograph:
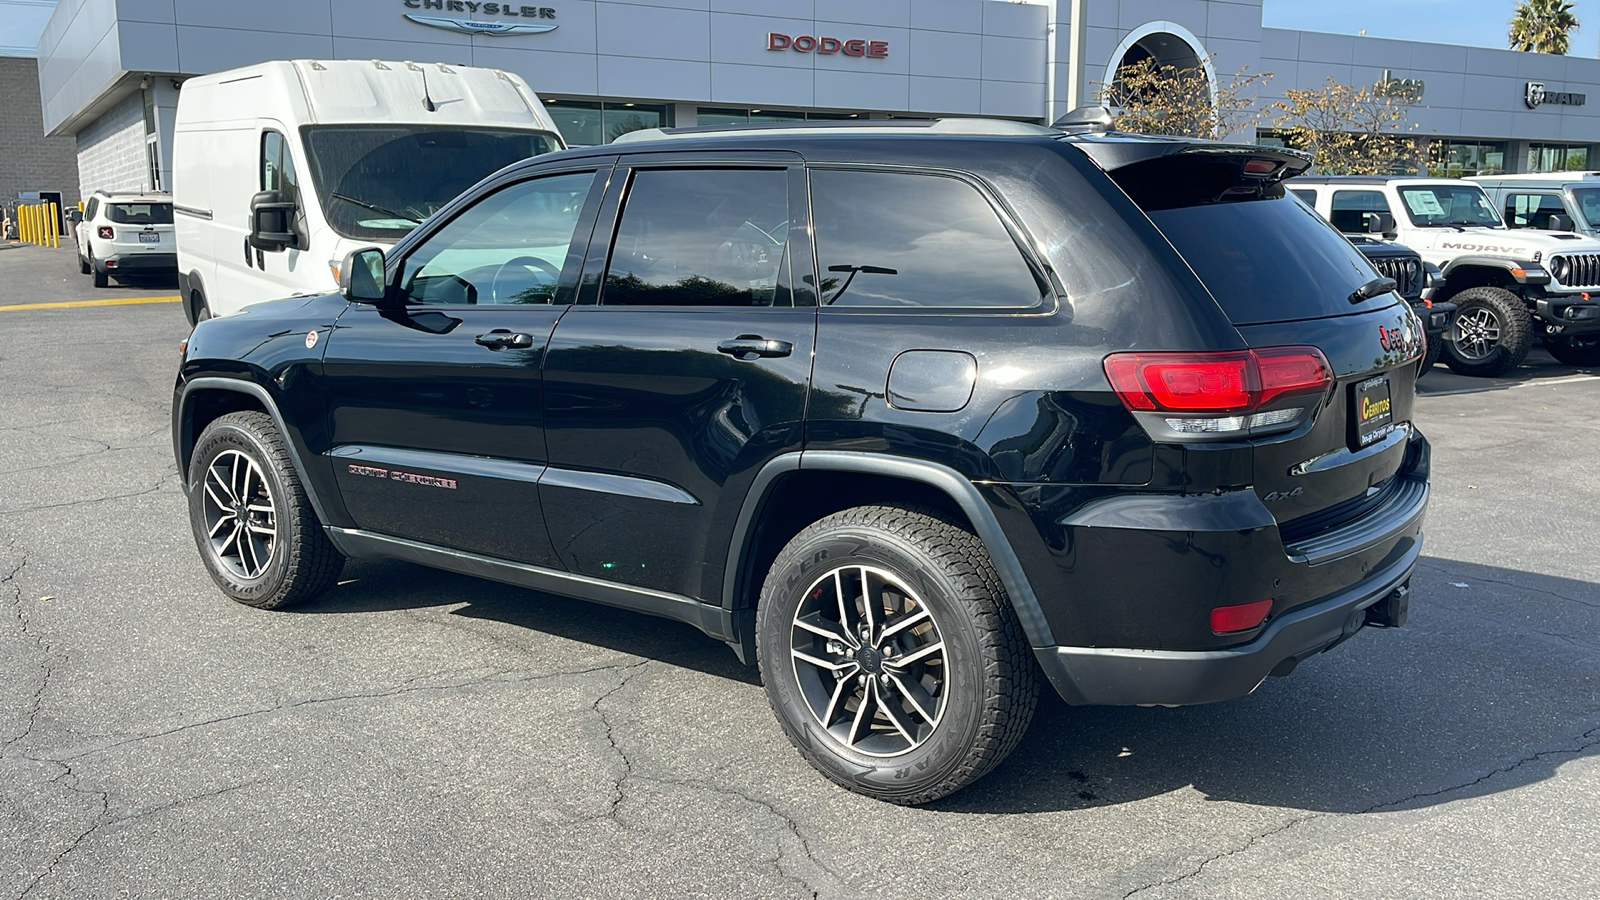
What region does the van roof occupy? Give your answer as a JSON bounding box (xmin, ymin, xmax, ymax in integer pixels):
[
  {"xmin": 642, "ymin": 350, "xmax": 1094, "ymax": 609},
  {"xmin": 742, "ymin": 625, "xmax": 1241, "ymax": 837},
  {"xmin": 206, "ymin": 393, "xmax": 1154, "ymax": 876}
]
[{"xmin": 177, "ymin": 59, "xmax": 558, "ymax": 132}]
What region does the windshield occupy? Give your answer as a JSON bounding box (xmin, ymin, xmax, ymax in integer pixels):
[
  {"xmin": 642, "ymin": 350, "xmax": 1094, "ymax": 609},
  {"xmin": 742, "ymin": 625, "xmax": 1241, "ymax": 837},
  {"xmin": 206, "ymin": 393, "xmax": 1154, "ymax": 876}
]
[
  {"xmin": 1571, "ymin": 188, "xmax": 1600, "ymax": 229},
  {"xmin": 106, "ymin": 202, "xmax": 172, "ymax": 225},
  {"xmin": 1396, "ymin": 184, "xmax": 1503, "ymax": 228},
  {"xmin": 300, "ymin": 126, "xmax": 562, "ymax": 240}
]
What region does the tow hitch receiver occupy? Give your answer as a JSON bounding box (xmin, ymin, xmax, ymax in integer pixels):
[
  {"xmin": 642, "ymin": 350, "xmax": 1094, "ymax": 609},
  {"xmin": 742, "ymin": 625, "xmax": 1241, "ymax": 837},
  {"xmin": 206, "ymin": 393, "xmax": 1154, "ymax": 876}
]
[{"xmin": 1365, "ymin": 581, "xmax": 1410, "ymax": 628}]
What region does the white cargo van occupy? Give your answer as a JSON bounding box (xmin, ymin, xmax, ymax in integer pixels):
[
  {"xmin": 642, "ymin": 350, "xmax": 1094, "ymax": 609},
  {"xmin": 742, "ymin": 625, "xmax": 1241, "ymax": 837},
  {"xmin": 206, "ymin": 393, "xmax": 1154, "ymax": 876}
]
[{"xmin": 172, "ymin": 59, "xmax": 564, "ymax": 323}]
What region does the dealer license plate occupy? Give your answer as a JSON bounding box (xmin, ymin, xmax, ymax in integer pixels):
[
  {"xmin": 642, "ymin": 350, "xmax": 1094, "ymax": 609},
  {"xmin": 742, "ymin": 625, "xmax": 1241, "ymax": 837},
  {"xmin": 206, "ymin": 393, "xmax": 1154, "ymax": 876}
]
[
  {"xmin": 1353, "ymin": 375, "xmax": 1394, "ymax": 446},
  {"xmin": 138, "ymin": 233, "xmax": 160, "ymax": 244}
]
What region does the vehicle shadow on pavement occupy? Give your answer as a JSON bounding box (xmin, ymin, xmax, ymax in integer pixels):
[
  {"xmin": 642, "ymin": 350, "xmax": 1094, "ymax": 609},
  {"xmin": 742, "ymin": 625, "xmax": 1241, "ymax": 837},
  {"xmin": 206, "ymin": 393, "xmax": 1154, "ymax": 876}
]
[
  {"xmin": 292, "ymin": 554, "xmax": 1599, "ymax": 816},
  {"xmin": 1418, "ymin": 346, "xmax": 1594, "ymax": 396},
  {"xmin": 939, "ymin": 556, "xmax": 1600, "ymax": 815},
  {"xmin": 297, "ymin": 556, "xmax": 760, "ymax": 684}
]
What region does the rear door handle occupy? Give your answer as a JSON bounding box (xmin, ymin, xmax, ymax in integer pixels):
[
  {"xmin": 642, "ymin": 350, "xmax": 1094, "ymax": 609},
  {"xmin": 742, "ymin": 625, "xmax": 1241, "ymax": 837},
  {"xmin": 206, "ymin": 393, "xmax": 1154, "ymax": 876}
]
[
  {"xmin": 475, "ymin": 330, "xmax": 534, "ymax": 349},
  {"xmin": 717, "ymin": 335, "xmax": 793, "ymax": 360}
]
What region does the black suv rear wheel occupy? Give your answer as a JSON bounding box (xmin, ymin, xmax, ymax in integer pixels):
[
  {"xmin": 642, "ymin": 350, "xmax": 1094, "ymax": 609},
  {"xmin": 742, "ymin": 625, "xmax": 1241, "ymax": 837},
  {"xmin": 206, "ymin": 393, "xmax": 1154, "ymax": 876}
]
[
  {"xmin": 1443, "ymin": 286, "xmax": 1530, "ymax": 377},
  {"xmin": 756, "ymin": 506, "xmax": 1037, "ymax": 805}
]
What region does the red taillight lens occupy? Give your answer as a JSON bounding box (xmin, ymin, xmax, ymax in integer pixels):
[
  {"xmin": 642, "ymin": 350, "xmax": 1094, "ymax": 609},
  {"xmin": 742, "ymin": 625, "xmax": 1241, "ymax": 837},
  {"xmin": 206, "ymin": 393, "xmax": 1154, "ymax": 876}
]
[
  {"xmin": 97, "ymin": 226, "xmax": 114, "ymax": 239},
  {"xmin": 1211, "ymin": 599, "xmax": 1273, "ymax": 634},
  {"xmin": 1243, "ymin": 158, "xmax": 1279, "ymax": 175},
  {"xmin": 1103, "ymin": 347, "xmax": 1332, "ymax": 414}
]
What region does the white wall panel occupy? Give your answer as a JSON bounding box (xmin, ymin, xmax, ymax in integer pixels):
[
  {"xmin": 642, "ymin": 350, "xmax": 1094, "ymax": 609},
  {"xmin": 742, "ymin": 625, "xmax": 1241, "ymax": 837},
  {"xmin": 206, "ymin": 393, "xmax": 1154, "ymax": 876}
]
[
  {"xmin": 980, "ymin": 77, "xmax": 1043, "ymax": 116},
  {"xmin": 980, "ymin": 35, "xmax": 1044, "ymax": 85},
  {"xmin": 908, "ymin": 29, "xmax": 981, "ymax": 81},
  {"xmin": 707, "ymin": 61, "xmax": 811, "ymax": 107},
  {"xmin": 813, "ymin": 0, "xmax": 910, "ymax": 30},
  {"xmin": 910, "ymin": 74, "xmax": 981, "ymax": 114},
  {"xmin": 910, "ymin": 0, "xmax": 981, "ymax": 35},
  {"xmin": 473, "ymin": 45, "xmax": 599, "ymax": 95},
  {"xmin": 814, "ymin": 68, "xmax": 906, "ymax": 110},
  {"xmin": 981, "ymin": 1, "xmax": 1043, "ymax": 40},
  {"xmin": 710, "ymin": 13, "xmax": 813, "ymax": 68},
  {"xmin": 171, "ymin": 0, "xmax": 330, "ymax": 32},
  {"xmin": 174, "ymin": 25, "xmax": 331, "ymax": 74},
  {"xmin": 116, "ymin": 0, "xmax": 175, "ymax": 25},
  {"xmin": 596, "ymin": 3, "xmax": 708, "ymax": 63},
  {"xmin": 597, "ymin": 54, "xmax": 711, "ymax": 99},
  {"xmin": 117, "ymin": 19, "xmax": 178, "ymax": 72}
]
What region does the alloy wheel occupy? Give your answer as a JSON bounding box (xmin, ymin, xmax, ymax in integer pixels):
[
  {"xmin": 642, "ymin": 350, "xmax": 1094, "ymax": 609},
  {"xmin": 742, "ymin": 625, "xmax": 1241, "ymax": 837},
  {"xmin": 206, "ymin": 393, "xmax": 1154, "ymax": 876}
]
[
  {"xmin": 200, "ymin": 449, "xmax": 277, "ymax": 579},
  {"xmin": 1453, "ymin": 307, "xmax": 1502, "ymax": 361},
  {"xmin": 789, "ymin": 564, "xmax": 947, "ymax": 757}
]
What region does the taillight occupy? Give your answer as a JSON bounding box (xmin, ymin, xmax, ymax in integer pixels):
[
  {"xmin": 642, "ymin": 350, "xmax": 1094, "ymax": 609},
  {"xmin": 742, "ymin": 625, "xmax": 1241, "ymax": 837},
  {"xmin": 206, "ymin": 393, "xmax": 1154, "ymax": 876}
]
[
  {"xmin": 1103, "ymin": 346, "xmax": 1333, "ymax": 437},
  {"xmin": 97, "ymin": 226, "xmax": 114, "ymax": 239},
  {"xmin": 1211, "ymin": 599, "xmax": 1273, "ymax": 634}
]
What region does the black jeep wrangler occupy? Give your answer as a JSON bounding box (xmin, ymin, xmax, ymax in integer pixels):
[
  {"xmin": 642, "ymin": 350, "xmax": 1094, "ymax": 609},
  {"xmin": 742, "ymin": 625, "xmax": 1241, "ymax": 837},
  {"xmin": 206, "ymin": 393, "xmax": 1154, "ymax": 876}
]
[{"xmin": 174, "ymin": 113, "xmax": 1429, "ymax": 804}]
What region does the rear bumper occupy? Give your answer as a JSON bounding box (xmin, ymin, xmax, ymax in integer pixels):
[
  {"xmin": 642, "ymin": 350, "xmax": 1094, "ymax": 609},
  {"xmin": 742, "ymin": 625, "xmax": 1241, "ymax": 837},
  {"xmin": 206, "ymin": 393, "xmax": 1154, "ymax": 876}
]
[
  {"xmin": 101, "ymin": 252, "xmax": 176, "ymax": 272},
  {"xmin": 1033, "ymin": 538, "xmax": 1419, "ymax": 706}
]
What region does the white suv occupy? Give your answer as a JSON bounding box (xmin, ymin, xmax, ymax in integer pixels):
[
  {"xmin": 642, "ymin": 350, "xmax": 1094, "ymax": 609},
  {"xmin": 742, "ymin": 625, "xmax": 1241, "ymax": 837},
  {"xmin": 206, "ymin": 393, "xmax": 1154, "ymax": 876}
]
[
  {"xmin": 74, "ymin": 191, "xmax": 176, "ymax": 288},
  {"xmin": 1291, "ymin": 176, "xmax": 1600, "ymax": 374}
]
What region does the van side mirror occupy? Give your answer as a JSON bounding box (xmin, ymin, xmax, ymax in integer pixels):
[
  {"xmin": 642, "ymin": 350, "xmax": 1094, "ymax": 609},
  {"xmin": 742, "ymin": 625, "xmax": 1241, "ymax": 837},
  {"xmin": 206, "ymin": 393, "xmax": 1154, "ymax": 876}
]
[
  {"xmin": 1367, "ymin": 212, "xmax": 1397, "ymax": 235},
  {"xmin": 1547, "ymin": 213, "xmax": 1574, "ymax": 232},
  {"xmin": 248, "ymin": 190, "xmax": 298, "ymax": 251},
  {"xmin": 68, "ymin": 209, "xmax": 83, "ymax": 224},
  {"xmin": 341, "ymin": 247, "xmax": 387, "ymax": 303}
]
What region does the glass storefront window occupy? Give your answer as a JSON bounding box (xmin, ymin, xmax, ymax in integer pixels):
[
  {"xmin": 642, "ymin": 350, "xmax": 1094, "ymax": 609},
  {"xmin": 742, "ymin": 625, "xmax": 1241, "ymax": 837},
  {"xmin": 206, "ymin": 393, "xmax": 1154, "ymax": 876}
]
[
  {"xmin": 546, "ymin": 100, "xmax": 669, "ymax": 146},
  {"xmin": 1527, "ymin": 143, "xmax": 1592, "ymax": 173},
  {"xmin": 1427, "ymin": 140, "xmax": 1507, "ymax": 177}
]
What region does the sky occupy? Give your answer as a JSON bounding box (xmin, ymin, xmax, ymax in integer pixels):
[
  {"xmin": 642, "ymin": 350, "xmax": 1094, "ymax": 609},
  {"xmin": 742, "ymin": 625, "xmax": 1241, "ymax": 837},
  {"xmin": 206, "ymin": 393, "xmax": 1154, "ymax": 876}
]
[
  {"xmin": 1263, "ymin": 0, "xmax": 1596, "ymax": 57},
  {"xmin": 0, "ymin": 1, "xmax": 1593, "ymax": 58}
]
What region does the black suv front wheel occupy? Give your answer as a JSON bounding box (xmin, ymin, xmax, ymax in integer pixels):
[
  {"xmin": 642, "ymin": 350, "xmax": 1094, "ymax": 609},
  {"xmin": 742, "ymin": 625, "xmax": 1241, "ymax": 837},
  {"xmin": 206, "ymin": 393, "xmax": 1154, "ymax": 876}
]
[
  {"xmin": 187, "ymin": 411, "xmax": 344, "ymax": 609},
  {"xmin": 756, "ymin": 506, "xmax": 1037, "ymax": 805}
]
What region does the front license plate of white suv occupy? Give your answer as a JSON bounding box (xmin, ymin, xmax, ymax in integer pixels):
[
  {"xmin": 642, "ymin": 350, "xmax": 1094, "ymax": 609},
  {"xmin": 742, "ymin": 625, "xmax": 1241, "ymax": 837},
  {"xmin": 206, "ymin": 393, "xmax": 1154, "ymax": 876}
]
[
  {"xmin": 138, "ymin": 233, "xmax": 160, "ymax": 244},
  {"xmin": 1354, "ymin": 375, "xmax": 1394, "ymax": 446}
]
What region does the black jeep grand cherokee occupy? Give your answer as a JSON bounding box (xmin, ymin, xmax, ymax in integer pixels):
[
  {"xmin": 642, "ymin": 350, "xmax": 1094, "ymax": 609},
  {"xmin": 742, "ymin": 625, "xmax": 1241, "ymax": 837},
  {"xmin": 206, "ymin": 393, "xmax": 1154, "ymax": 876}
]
[{"xmin": 174, "ymin": 116, "xmax": 1429, "ymax": 804}]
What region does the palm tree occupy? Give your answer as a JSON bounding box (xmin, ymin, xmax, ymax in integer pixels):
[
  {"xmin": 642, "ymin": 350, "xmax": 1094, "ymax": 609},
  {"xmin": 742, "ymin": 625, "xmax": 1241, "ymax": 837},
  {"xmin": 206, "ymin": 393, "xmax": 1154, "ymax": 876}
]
[{"xmin": 1509, "ymin": 0, "xmax": 1579, "ymax": 54}]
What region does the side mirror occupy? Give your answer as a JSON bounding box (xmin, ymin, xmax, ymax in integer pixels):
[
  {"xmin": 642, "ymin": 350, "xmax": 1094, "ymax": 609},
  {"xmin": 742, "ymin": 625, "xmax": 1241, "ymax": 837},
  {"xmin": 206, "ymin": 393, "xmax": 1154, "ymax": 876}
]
[
  {"xmin": 1368, "ymin": 213, "xmax": 1397, "ymax": 235},
  {"xmin": 248, "ymin": 190, "xmax": 297, "ymax": 252},
  {"xmin": 1547, "ymin": 213, "xmax": 1574, "ymax": 232},
  {"xmin": 68, "ymin": 209, "xmax": 83, "ymax": 224},
  {"xmin": 341, "ymin": 247, "xmax": 387, "ymax": 303}
]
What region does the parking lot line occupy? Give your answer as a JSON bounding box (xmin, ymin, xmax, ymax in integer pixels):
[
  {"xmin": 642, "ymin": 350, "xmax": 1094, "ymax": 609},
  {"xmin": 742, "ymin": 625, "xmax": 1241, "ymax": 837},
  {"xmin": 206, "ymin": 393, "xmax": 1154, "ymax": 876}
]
[{"xmin": 1, "ymin": 295, "xmax": 182, "ymax": 312}]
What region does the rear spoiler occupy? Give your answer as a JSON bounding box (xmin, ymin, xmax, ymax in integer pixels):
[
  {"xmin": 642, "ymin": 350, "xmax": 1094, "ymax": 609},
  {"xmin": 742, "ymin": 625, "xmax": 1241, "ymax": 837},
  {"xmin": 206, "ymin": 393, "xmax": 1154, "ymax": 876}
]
[{"xmin": 1066, "ymin": 136, "xmax": 1313, "ymax": 210}]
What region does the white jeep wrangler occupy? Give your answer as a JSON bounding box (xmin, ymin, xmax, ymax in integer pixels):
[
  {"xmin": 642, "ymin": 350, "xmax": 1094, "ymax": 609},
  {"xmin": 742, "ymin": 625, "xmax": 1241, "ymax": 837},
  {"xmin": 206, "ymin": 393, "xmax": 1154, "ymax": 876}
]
[{"xmin": 1292, "ymin": 176, "xmax": 1600, "ymax": 375}]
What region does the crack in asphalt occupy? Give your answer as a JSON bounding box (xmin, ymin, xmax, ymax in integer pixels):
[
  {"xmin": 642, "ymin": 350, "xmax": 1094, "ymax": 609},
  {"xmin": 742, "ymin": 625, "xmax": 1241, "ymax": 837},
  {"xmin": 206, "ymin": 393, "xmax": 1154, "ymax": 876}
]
[
  {"xmin": 575, "ymin": 661, "xmax": 841, "ymax": 899},
  {"xmin": 0, "ymin": 542, "xmax": 55, "ymax": 756},
  {"xmin": 54, "ymin": 659, "xmax": 657, "ymax": 764},
  {"xmin": 0, "ymin": 477, "xmax": 177, "ymax": 517},
  {"xmin": 16, "ymin": 759, "xmax": 111, "ymax": 900},
  {"xmin": 1119, "ymin": 721, "xmax": 1600, "ymax": 898}
]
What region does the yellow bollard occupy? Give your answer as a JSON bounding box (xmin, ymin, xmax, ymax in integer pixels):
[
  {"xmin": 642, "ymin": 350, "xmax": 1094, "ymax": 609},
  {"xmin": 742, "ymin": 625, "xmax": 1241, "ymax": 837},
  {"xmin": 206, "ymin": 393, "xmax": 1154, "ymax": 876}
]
[
  {"xmin": 27, "ymin": 205, "xmax": 37, "ymax": 244},
  {"xmin": 22, "ymin": 205, "xmax": 31, "ymax": 244},
  {"xmin": 47, "ymin": 203, "xmax": 59, "ymax": 248}
]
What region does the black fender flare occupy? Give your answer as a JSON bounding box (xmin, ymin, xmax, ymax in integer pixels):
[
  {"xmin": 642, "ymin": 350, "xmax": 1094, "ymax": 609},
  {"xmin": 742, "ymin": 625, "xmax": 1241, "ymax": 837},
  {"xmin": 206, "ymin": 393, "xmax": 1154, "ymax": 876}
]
[
  {"xmin": 179, "ymin": 269, "xmax": 210, "ymax": 325},
  {"xmin": 174, "ymin": 376, "xmax": 333, "ymax": 524},
  {"xmin": 1439, "ymin": 256, "xmax": 1549, "ymax": 286},
  {"xmin": 720, "ymin": 450, "xmax": 1055, "ymax": 663}
]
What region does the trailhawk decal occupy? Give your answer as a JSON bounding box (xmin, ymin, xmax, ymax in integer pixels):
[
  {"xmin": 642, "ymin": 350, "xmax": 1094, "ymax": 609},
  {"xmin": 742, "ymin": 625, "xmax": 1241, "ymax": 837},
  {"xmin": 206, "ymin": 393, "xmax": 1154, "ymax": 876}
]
[{"xmin": 347, "ymin": 464, "xmax": 459, "ymax": 490}]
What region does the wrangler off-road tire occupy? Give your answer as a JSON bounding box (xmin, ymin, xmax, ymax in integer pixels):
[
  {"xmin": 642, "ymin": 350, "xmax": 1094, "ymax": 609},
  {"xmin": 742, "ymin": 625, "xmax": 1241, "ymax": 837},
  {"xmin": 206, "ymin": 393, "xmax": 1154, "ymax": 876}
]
[
  {"xmin": 756, "ymin": 505, "xmax": 1038, "ymax": 805},
  {"xmin": 187, "ymin": 411, "xmax": 343, "ymax": 609},
  {"xmin": 1443, "ymin": 286, "xmax": 1530, "ymax": 377}
]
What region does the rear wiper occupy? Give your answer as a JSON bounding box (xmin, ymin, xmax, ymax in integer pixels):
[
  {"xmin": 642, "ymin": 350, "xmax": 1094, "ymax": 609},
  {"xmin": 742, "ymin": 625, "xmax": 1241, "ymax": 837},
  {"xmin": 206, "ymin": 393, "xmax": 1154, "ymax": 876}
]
[
  {"xmin": 331, "ymin": 192, "xmax": 419, "ymax": 224},
  {"xmin": 1350, "ymin": 276, "xmax": 1398, "ymax": 304},
  {"xmin": 823, "ymin": 263, "xmax": 898, "ymax": 305}
]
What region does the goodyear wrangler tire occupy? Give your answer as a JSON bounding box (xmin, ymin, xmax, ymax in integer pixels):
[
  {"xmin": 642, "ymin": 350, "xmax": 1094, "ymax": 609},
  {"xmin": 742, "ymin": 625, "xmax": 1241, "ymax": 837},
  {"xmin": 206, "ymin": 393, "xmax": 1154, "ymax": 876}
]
[
  {"xmin": 1442, "ymin": 286, "xmax": 1530, "ymax": 377},
  {"xmin": 756, "ymin": 505, "xmax": 1038, "ymax": 805},
  {"xmin": 187, "ymin": 411, "xmax": 343, "ymax": 609}
]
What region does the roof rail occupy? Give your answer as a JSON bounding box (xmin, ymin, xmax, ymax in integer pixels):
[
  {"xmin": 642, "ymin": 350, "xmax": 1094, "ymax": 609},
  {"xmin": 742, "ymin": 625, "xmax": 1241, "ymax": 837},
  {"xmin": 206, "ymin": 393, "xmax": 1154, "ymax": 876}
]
[{"xmin": 611, "ymin": 117, "xmax": 1056, "ymax": 144}]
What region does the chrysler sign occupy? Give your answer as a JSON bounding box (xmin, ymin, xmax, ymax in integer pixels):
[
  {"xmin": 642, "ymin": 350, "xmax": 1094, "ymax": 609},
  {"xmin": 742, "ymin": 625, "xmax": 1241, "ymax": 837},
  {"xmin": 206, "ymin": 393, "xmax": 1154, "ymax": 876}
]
[{"xmin": 403, "ymin": 0, "xmax": 558, "ymax": 35}]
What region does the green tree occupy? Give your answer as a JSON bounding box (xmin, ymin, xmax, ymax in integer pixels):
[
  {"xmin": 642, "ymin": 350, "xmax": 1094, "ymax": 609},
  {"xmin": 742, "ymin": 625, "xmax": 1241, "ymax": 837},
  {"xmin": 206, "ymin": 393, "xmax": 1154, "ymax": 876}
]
[
  {"xmin": 1272, "ymin": 77, "xmax": 1419, "ymax": 175},
  {"xmin": 1509, "ymin": 0, "xmax": 1579, "ymax": 54},
  {"xmin": 1093, "ymin": 55, "xmax": 1271, "ymax": 140}
]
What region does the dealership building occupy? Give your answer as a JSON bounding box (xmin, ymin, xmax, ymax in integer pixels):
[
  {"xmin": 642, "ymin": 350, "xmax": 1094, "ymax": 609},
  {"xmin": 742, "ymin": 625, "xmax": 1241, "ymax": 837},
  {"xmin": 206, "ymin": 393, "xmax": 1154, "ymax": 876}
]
[{"xmin": 33, "ymin": 0, "xmax": 1600, "ymax": 195}]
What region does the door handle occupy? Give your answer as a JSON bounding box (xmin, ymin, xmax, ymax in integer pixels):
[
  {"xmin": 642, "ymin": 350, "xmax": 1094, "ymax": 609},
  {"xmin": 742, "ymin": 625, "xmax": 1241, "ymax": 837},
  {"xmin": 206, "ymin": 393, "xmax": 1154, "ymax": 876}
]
[
  {"xmin": 717, "ymin": 335, "xmax": 793, "ymax": 360},
  {"xmin": 475, "ymin": 330, "xmax": 534, "ymax": 349}
]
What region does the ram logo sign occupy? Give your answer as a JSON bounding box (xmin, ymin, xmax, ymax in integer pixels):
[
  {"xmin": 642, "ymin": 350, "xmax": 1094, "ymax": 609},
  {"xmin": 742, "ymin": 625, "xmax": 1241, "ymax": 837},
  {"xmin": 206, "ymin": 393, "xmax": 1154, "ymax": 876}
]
[{"xmin": 1525, "ymin": 81, "xmax": 1587, "ymax": 109}]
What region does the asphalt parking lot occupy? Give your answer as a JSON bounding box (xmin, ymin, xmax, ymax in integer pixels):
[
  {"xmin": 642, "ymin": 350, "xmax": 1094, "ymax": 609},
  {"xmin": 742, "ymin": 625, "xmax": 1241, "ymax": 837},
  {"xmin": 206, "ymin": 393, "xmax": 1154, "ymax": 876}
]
[{"xmin": 2, "ymin": 242, "xmax": 1597, "ymax": 899}]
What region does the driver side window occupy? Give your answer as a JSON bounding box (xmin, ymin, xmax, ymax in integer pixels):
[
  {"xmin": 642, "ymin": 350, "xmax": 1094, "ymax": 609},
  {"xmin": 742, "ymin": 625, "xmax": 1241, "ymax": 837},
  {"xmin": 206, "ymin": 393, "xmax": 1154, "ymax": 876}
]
[{"xmin": 398, "ymin": 170, "xmax": 598, "ymax": 306}]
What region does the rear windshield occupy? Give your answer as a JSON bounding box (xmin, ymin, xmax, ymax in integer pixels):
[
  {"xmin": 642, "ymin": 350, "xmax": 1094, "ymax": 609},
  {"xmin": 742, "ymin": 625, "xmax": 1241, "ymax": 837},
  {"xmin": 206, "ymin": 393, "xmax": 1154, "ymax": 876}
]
[
  {"xmin": 1143, "ymin": 192, "xmax": 1393, "ymax": 325},
  {"xmin": 105, "ymin": 203, "xmax": 172, "ymax": 225}
]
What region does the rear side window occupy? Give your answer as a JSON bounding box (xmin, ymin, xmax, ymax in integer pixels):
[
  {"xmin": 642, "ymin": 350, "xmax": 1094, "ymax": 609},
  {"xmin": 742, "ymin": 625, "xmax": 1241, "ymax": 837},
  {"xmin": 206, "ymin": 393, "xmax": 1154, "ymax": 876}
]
[
  {"xmin": 809, "ymin": 169, "xmax": 1045, "ymax": 308},
  {"xmin": 602, "ymin": 168, "xmax": 792, "ymax": 307},
  {"xmin": 1329, "ymin": 190, "xmax": 1391, "ymax": 234},
  {"xmin": 1504, "ymin": 192, "xmax": 1568, "ymax": 229},
  {"xmin": 1288, "ymin": 189, "xmax": 1316, "ymax": 205},
  {"xmin": 105, "ymin": 203, "xmax": 173, "ymax": 225},
  {"xmin": 1144, "ymin": 195, "xmax": 1389, "ymax": 325}
]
